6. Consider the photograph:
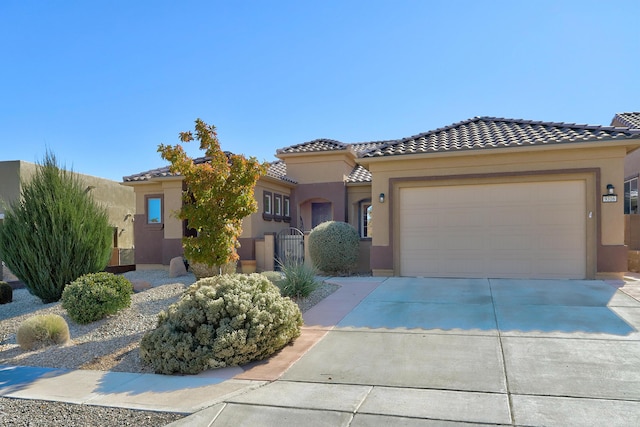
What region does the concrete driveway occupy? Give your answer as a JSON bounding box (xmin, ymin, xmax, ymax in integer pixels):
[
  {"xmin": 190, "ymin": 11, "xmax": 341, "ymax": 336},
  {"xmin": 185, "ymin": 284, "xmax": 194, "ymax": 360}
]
[{"xmin": 179, "ymin": 276, "xmax": 640, "ymax": 427}]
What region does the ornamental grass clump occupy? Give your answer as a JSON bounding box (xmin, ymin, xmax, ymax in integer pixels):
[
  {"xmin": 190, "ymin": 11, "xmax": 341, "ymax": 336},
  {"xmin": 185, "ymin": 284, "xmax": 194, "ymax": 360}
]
[
  {"xmin": 276, "ymin": 258, "xmax": 318, "ymax": 299},
  {"xmin": 308, "ymin": 221, "xmax": 360, "ymax": 274},
  {"xmin": 17, "ymin": 314, "xmax": 70, "ymax": 351},
  {"xmin": 61, "ymin": 272, "xmax": 133, "ymax": 324},
  {"xmin": 140, "ymin": 273, "xmax": 303, "ymax": 375}
]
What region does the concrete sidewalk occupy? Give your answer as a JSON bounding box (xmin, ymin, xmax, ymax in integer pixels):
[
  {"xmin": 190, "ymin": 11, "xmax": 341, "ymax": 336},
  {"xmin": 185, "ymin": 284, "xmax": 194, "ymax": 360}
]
[{"xmin": 2, "ymin": 275, "xmax": 640, "ymax": 426}]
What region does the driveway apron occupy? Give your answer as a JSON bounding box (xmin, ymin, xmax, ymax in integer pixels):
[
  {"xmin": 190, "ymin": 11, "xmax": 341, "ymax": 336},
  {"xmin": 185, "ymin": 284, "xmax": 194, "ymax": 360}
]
[{"xmin": 279, "ymin": 277, "xmax": 640, "ymax": 426}]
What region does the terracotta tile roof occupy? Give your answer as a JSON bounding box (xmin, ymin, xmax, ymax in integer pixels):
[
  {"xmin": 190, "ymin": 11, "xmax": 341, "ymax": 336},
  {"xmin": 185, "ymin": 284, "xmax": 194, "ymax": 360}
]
[
  {"xmin": 612, "ymin": 112, "xmax": 640, "ymax": 129},
  {"xmin": 277, "ymin": 138, "xmax": 392, "ymax": 156},
  {"xmin": 346, "ymin": 165, "xmax": 372, "ymax": 183},
  {"xmin": 277, "ymin": 139, "xmax": 348, "ymax": 154},
  {"xmin": 265, "ymin": 160, "xmax": 297, "ymax": 183},
  {"xmin": 350, "ymin": 140, "xmax": 396, "ymax": 155},
  {"xmin": 123, "ymin": 156, "xmax": 296, "ymax": 184},
  {"xmin": 360, "ymin": 116, "xmax": 640, "ymax": 158},
  {"xmin": 123, "ymin": 156, "xmax": 210, "ymax": 182}
]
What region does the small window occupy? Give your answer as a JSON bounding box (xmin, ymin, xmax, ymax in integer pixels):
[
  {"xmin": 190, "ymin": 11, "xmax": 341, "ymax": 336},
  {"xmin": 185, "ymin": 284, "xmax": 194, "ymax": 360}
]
[
  {"xmin": 263, "ymin": 191, "xmax": 273, "ymax": 220},
  {"xmin": 274, "ymin": 194, "xmax": 282, "ymax": 219},
  {"xmin": 360, "ymin": 201, "xmax": 372, "ymax": 238},
  {"xmin": 147, "ymin": 197, "xmax": 162, "ymax": 224},
  {"xmin": 283, "ymin": 196, "xmax": 291, "ymax": 221},
  {"xmin": 264, "ymin": 191, "xmax": 272, "ymax": 214},
  {"xmin": 625, "ymin": 178, "xmax": 638, "ymax": 214}
]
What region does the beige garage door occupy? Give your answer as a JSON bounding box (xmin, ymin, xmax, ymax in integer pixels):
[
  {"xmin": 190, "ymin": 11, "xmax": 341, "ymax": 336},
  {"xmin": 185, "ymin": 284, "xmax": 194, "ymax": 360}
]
[{"xmin": 399, "ymin": 180, "xmax": 586, "ymax": 279}]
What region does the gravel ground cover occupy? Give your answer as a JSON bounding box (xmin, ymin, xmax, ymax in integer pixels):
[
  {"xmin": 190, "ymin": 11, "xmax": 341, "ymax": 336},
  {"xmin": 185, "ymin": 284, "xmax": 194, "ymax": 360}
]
[{"xmin": 0, "ymin": 269, "xmax": 339, "ymax": 426}]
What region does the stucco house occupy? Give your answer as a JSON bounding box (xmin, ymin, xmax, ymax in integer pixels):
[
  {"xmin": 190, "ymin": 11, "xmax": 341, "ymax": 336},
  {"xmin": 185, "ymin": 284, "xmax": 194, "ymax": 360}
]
[
  {"xmin": 612, "ymin": 112, "xmax": 640, "ymax": 268},
  {"xmin": 123, "ymin": 115, "xmax": 640, "ymax": 280},
  {"xmin": 0, "ymin": 160, "xmax": 136, "ymax": 271}
]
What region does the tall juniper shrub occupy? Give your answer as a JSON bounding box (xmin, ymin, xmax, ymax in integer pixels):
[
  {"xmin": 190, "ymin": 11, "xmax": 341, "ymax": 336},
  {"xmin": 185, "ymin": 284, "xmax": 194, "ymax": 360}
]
[{"xmin": 0, "ymin": 152, "xmax": 112, "ymax": 303}]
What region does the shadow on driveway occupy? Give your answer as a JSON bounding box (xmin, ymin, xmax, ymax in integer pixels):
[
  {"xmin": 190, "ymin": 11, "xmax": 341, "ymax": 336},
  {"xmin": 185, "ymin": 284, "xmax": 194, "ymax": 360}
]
[{"xmin": 337, "ymin": 278, "xmax": 638, "ymax": 335}]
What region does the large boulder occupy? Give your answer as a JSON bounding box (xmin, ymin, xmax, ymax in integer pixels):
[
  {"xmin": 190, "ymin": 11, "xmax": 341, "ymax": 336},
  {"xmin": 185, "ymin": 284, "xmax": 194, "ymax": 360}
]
[{"xmin": 169, "ymin": 256, "xmax": 188, "ymax": 278}]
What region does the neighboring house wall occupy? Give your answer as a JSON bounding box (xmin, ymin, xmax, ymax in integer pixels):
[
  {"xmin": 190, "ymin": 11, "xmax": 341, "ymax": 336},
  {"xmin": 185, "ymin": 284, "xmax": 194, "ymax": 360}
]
[
  {"xmin": 127, "ymin": 178, "xmax": 184, "ymax": 267},
  {"xmin": 362, "ymin": 144, "xmax": 629, "ymax": 279},
  {"xmin": 0, "ymin": 160, "xmax": 135, "ymax": 267}
]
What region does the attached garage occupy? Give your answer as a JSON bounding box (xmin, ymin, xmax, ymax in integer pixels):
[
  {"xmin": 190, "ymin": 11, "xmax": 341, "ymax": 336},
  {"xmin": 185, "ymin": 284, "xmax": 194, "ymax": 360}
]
[{"xmin": 399, "ymin": 180, "xmax": 587, "ymax": 279}]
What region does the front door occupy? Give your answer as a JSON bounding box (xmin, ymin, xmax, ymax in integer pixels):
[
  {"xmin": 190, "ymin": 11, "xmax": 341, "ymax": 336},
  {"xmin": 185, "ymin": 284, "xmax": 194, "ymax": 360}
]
[{"xmin": 312, "ymin": 202, "xmax": 332, "ymax": 228}]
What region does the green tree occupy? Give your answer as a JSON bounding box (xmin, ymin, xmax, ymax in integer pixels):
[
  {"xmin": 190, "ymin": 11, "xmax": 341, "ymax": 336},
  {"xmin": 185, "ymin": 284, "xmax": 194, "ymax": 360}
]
[
  {"xmin": 158, "ymin": 119, "xmax": 267, "ymax": 268},
  {"xmin": 0, "ymin": 152, "xmax": 112, "ymax": 303}
]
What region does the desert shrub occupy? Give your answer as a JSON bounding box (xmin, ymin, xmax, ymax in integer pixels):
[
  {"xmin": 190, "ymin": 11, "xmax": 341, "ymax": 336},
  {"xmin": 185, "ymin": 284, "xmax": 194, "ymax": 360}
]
[
  {"xmin": 260, "ymin": 271, "xmax": 283, "ymax": 286},
  {"xmin": 189, "ymin": 260, "xmax": 237, "ymax": 280},
  {"xmin": 277, "ymin": 259, "xmax": 318, "ymax": 299},
  {"xmin": 0, "ymin": 152, "xmax": 112, "ymax": 303},
  {"xmin": 140, "ymin": 273, "xmax": 302, "ymax": 375},
  {"xmin": 0, "ymin": 281, "xmax": 12, "ymax": 304},
  {"xmin": 61, "ymin": 272, "xmax": 133, "ymax": 324},
  {"xmin": 308, "ymin": 221, "xmax": 360, "ymax": 274},
  {"xmin": 17, "ymin": 314, "xmax": 70, "ymax": 351}
]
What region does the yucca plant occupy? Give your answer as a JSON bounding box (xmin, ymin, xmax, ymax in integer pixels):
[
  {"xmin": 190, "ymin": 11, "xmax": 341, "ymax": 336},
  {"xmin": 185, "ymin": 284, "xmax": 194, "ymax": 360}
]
[{"xmin": 0, "ymin": 152, "xmax": 112, "ymax": 303}]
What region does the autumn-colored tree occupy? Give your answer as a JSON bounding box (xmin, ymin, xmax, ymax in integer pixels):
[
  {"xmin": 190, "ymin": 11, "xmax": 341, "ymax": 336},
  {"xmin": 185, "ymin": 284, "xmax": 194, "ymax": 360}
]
[{"xmin": 158, "ymin": 119, "xmax": 267, "ymax": 268}]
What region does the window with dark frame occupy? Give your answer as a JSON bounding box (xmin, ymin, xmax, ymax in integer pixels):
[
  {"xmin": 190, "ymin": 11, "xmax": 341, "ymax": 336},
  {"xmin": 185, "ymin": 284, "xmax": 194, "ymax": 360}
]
[
  {"xmin": 274, "ymin": 194, "xmax": 282, "ymax": 221},
  {"xmin": 360, "ymin": 200, "xmax": 372, "ymax": 238},
  {"xmin": 263, "ymin": 191, "xmax": 273, "ymax": 220},
  {"xmin": 625, "ymin": 177, "xmax": 638, "ymax": 214},
  {"xmin": 147, "ymin": 197, "xmax": 162, "ymax": 224},
  {"xmin": 283, "ymin": 196, "xmax": 291, "ymax": 222}
]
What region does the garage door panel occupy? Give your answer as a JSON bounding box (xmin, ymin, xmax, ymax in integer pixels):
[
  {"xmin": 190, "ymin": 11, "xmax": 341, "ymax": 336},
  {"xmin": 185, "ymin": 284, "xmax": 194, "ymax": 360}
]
[{"xmin": 399, "ymin": 181, "xmax": 586, "ymax": 279}]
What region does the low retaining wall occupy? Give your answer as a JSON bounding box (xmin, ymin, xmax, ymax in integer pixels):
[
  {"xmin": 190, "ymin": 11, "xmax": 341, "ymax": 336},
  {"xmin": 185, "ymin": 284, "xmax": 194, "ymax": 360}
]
[{"xmin": 629, "ymin": 250, "xmax": 640, "ymax": 273}]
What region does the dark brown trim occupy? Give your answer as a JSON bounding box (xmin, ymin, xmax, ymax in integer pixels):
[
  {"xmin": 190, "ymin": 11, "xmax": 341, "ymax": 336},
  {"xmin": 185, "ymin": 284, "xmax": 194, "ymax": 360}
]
[
  {"xmin": 274, "ymin": 194, "xmax": 283, "ymax": 222},
  {"xmin": 262, "ymin": 190, "xmax": 273, "ymax": 221},
  {"xmin": 143, "ymin": 194, "xmax": 164, "ymax": 230}
]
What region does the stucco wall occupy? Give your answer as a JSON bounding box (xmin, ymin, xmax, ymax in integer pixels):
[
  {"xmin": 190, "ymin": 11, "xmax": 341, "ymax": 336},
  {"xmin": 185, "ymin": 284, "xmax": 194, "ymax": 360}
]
[
  {"xmin": 245, "ymin": 179, "xmax": 295, "ymax": 238},
  {"xmin": 280, "ymin": 152, "xmax": 356, "ymax": 184},
  {"xmin": 362, "ymin": 144, "xmax": 632, "ymax": 277}
]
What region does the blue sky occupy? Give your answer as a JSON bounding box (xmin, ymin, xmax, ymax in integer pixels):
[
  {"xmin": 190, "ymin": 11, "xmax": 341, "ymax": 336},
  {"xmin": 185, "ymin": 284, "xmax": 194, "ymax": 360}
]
[{"xmin": 1, "ymin": 1, "xmax": 639, "ymax": 182}]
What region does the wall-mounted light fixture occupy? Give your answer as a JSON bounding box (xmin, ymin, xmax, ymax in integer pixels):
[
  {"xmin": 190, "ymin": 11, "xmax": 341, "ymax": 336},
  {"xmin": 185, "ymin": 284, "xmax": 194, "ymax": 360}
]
[
  {"xmin": 379, "ymin": 193, "xmax": 385, "ymax": 203},
  {"xmin": 602, "ymin": 184, "xmax": 618, "ymax": 203}
]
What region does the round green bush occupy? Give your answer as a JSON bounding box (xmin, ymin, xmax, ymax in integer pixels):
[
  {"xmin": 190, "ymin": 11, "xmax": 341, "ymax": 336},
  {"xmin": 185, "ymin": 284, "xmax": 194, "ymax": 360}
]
[
  {"xmin": 61, "ymin": 272, "xmax": 133, "ymax": 324},
  {"xmin": 308, "ymin": 221, "xmax": 360, "ymax": 274},
  {"xmin": 139, "ymin": 273, "xmax": 303, "ymax": 375},
  {"xmin": 17, "ymin": 314, "xmax": 70, "ymax": 351}
]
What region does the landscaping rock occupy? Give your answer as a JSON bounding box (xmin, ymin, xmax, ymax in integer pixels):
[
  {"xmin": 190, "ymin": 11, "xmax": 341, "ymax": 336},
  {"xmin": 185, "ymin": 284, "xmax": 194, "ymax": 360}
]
[
  {"xmin": 169, "ymin": 256, "xmax": 188, "ymax": 277},
  {"xmin": 131, "ymin": 280, "xmax": 152, "ymax": 293}
]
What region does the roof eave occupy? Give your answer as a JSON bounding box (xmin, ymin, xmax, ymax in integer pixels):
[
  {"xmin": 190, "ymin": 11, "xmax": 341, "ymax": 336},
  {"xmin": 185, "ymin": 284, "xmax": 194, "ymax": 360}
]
[{"xmin": 356, "ymin": 136, "xmax": 640, "ymax": 165}]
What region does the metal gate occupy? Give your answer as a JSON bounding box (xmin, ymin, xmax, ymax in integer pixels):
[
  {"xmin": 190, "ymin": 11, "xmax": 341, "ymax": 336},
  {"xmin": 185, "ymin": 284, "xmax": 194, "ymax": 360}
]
[{"xmin": 275, "ymin": 227, "xmax": 304, "ymax": 268}]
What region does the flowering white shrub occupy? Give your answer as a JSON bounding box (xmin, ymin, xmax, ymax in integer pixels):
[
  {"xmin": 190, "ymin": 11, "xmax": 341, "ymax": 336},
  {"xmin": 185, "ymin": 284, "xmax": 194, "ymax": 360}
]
[{"xmin": 139, "ymin": 273, "xmax": 302, "ymax": 375}]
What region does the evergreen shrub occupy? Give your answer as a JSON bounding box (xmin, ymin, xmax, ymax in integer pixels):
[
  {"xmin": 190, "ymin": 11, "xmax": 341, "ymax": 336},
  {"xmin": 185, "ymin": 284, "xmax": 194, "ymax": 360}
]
[
  {"xmin": 61, "ymin": 272, "xmax": 133, "ymax": 324},
  {"xmin": 17, "ymin": 314, "xmax": 70, "ymax": 351},
  {"xmin": 140, "ymin": 273, "xmax": 302, "ymax": 375},
  {"xmin": 0, "ymin": 152, "xmax": 112, "ymax": 303},
  {"xmin": 308, "ymin": 221, "xmax": 360, "ymax": 274}
]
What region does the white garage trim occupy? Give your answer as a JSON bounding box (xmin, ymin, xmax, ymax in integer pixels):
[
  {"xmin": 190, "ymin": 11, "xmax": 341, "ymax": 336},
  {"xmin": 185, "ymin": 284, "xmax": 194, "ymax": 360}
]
[{"xmin": 398, "ymin": 180, "xmax": 587, "ymax": 279}]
